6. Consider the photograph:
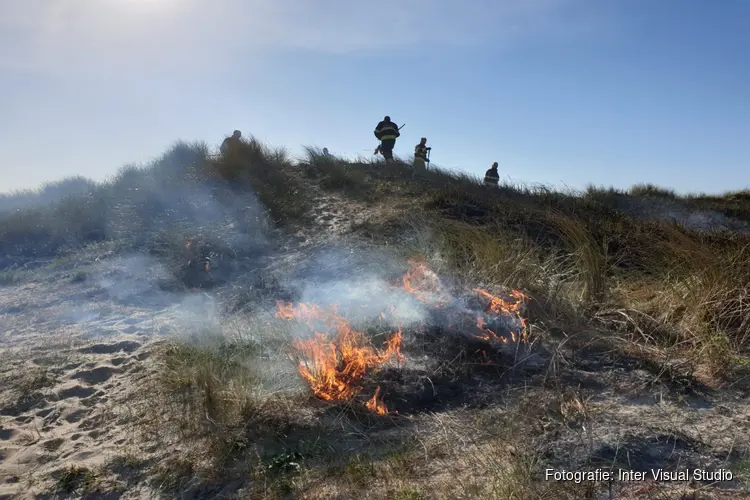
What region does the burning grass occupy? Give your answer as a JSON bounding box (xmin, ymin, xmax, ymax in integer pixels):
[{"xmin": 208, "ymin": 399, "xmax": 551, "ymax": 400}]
[
  {"xmin": 275, "ymin": 259, "xmax": 531, "ymax": 416},
  {"xmin": 276, "ymin": 301, "xmax": 404, "ymax": 412}
]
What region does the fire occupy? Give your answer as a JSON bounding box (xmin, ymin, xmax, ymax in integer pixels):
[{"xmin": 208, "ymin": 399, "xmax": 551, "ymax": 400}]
[
  {"xmin": 402, "ymin": 258, "xmax": 447, "ymax": 304},
  {"xmin": 474, "ymin": 288, "xmax": 527, "ymax": 314},
  {"xmin": 278, "ymin": 260, "xmax": 530, "ymax": 415},
  {"xmin": 401, "ymin": 260, "xmax": 529, "ymax": 345},
  {"xmin": 365, "ymin": 386, "xmax": 388, "ymax": 415},
  {"xmin": 385, "ymin": 327, "xmax": 405, "ymax": 362},
  {"xmin": 276, "ymin": 301, "xmax": 402, "ymax": 411},
  {"xmin": 472, "ymin": 288, "xmax": 528, "ymax": 343}
]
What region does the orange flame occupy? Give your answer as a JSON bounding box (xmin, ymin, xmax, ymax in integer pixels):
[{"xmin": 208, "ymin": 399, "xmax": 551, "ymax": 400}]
[
  {"xmin": 365, "ymin": 386, "xmax": 388, "ymax": 415},
  {"xmin": 474, "ymin": 288, "xmax": 527, "ymax": 314},
  {"xmin": 402, "ymin": 258, "xmax": 447, "ymax": 305},
  {"xmin": 277, "ymin": 260, "xmax": 530, "ymax": 414},
  {"xmin": 472, "ymin": 288, "xmax": 528, "ymax": 343},
  {"xmin": 276, "ymin": 301, "xmax": 402, "ymax": 410}
]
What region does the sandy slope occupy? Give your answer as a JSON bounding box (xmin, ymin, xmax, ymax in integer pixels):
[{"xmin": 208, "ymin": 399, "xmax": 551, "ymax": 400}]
[
  {"xmin": 0, "ymin": 188, "xmax": 366, "ymax": 498},
  {"xmin": 0, "ymin": 335, "xmax": 153, "ymax": 498},
  {"xmin": 0, "ymin": 251, "xmax": 220, "ymax": 498},
  {"xmin": 1, "ymin": 188, "xmax": 749, "ymax": 499}
]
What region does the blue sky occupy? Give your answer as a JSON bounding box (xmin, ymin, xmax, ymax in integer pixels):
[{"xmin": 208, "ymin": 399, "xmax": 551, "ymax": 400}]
[{"xmin": 1, "ymin": 0, "xmax": 748, "ymax": 194}]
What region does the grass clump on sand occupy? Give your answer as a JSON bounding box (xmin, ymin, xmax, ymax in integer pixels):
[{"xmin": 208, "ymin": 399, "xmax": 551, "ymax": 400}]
[
  {"xmin": 209, "ymin": 137, "xmax": 311, "ymax": 225},
  {"xmin": 138, "ymin": 323, "xmax": 327, "ymax": 496},
  {"xmin": 54, "ymin": 465, "xmax": 99, "ymax": 495}
]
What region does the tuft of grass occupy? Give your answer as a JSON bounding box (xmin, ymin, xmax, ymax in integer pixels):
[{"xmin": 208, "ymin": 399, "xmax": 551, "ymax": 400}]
[
  {"xmin": 208, "ymin": 137, "xmax": 311, "ymax": 225},
  {"xmin": 155, "ymin": 340, "xmax": 265, "ymax": 434},
  {"xmin": 303, "ymin": 146, "xmax": 369, "ymax": 193},
  {"xmin": 629, "ymin": 182, "xmax": 677, "ymax": 198},
  {"xmin": 390, "ymin": 487, "xmax": 427, "ymax": 500},
  {"xmin": 70, "ymin": 269, "xmax": 88, "ymax": 283},
  {"xmin": 3, "ymin": 367, "xmax": 59, "ymax": 406},
  {"xmin": 0, "ymin": 141, "xmax": 210, "ymax": 262},
  {"xmin": 546, "ymin": 211, "xmax": 609, "ymax": 306},
  {"xmin": 55, "ymin": 465, "xmax": 98, "ymax": 494},
  {"xmin": 0, "ymin": 269, "xmax": 21, "ymax": 286},
  {"xmin": 139, "ymin": 328, "xmax": 310, "ymax": 494}
]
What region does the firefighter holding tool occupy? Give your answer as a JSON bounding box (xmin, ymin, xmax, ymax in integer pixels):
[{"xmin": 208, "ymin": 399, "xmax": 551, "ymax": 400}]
[
  {"xmin": 373, "ymin": 116, "xmax": 401, "ymax": 163},
  {"xmin": 413, "ymin": 137, "xmax": 430, "ymax": 176}
]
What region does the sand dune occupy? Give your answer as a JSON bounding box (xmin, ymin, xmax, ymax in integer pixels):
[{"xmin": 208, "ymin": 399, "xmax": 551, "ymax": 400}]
[
  {"xmin": 1, "ymin": 174, "xmax": 749, "ymax": 498},
  {"xmin": 0, "ymin": 249, "xmax": 215, "ymax": 498}
]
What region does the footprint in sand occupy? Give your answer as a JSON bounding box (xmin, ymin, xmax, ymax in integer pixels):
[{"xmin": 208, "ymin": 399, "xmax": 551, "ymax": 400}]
[
  {"xmin": 0, "ymin": 396, "xmax": 47, "ymax": 417},
  {"xmin": 133, "ymin": 351, "xmax": 149, "ymax": 361},
  {"xmin": 69, "ymin": 450, "xmax": 96, "ymax": 461},
  {"xmin": 110, "ymin": 357, "xmax": 129, "ymax": 367},
  {"xmin": 78, "ymin": 340, "xmax": 141, "ymax": 355},
  {"xmin": 41, "ymin": 438, "xmax": 65, "ymax": 451},
  {"xmin": 78, "ymin": 415, "xmax": 105, "ymax": 431},
  {"xmin": 110, "ymin": 317, "xmax": 149, "ymax": 334},
  {"xmin": 57, "ymin": 385, "xmax": 97, "ymax": 399},
  {"xmin": 62, "ymin": 408, "xmax": 90, "ymax": 423},
  {"xmin": 0, "ymin": 306, "xmax": 24, "ymax": 315},
  {"xmin": 38, "ymin": 407, "xmax": 61, "ymax": 426},
  {"xmin": 36, "ymin": 407, "xmax": 54, "ymax": 418},
  {"xmin": 0, "ymin": 447, "xmax": 16, "ymax": 462},
  {"xmin": 71, "ymin": 366, "xmax": 121, "ymax": 385},
  {"xmin": 0, "ymin": 428, "xmax": 19, "ymax": 441}
]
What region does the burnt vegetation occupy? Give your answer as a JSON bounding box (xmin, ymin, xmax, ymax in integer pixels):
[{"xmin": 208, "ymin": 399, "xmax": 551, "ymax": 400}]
[{"xmin": 2, "ymin": 138, "xmax": 750, "ymax": 498}]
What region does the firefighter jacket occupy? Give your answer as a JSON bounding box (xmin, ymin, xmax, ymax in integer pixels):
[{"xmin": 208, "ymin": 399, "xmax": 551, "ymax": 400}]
[
  {"xmin": 484, "ymin": 168, "xmax": 500, "ymax": 185},
  {"xmin": 374, "ymin": 121, "xmax": 400, "ymax": 141},
  {"xmin": 220, "ymin": 137, "xmax": 241, "ymax": 155},
  {"xmin": 415, "ymin": 144, "xmax": 430, "ymax": 161}
]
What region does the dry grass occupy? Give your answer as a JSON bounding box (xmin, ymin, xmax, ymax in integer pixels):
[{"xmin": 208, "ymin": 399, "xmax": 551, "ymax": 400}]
[
  {"xmin": 124, "ymin": 151, "xmax": 750, "ymax": 497},
  {"xmin": 209, "ymin": 137, "xmax": 312, "ymax": 225},
  {"xmin": 3, "ymin": 139, "xmax": 750, "ymax": 498}
]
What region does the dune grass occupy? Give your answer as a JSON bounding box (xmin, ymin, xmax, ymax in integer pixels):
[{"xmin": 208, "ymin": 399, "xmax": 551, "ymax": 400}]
[{"xmin": 3, "ymin": 139, "xmax": 750, "ymax": 498}]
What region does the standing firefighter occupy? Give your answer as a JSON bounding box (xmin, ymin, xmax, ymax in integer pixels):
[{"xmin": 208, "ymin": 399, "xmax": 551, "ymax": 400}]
[
  {"xmin": 374, "ymin": 116, "xmax": 400, "ymax": 163},
  {"xmin": 484, "ymin": 162, "xmax": 500, "ymax": 187},
  {"xmin": 220, "ymin": 130, "xmax": 242, "ymax": 156},
  {"xmin": 413, "ymin": 137, "xmax": 430, "ymax": 176}
]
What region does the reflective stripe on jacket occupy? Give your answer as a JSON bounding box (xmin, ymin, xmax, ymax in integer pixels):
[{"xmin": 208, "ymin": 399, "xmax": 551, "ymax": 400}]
[
  {"xmin": 484, "ymin": 169, "xmax": 499, "ymax": 184},
  {"xmin": 374, "ymin": 121, "xmax": 400, "ymax": 141}
]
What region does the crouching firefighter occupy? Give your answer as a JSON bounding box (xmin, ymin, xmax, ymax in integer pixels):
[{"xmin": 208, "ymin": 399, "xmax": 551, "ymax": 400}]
[
  {"xmin": 484, "ymin": 162, "xmax": 500, "ymax": 187},
  {"xmin": 374, "ymin": 116, "xmax": 401, "ymax": 163},
  {"xmin": 413, "ymin": 137, "xmax": 430, "ymax": 176}
]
